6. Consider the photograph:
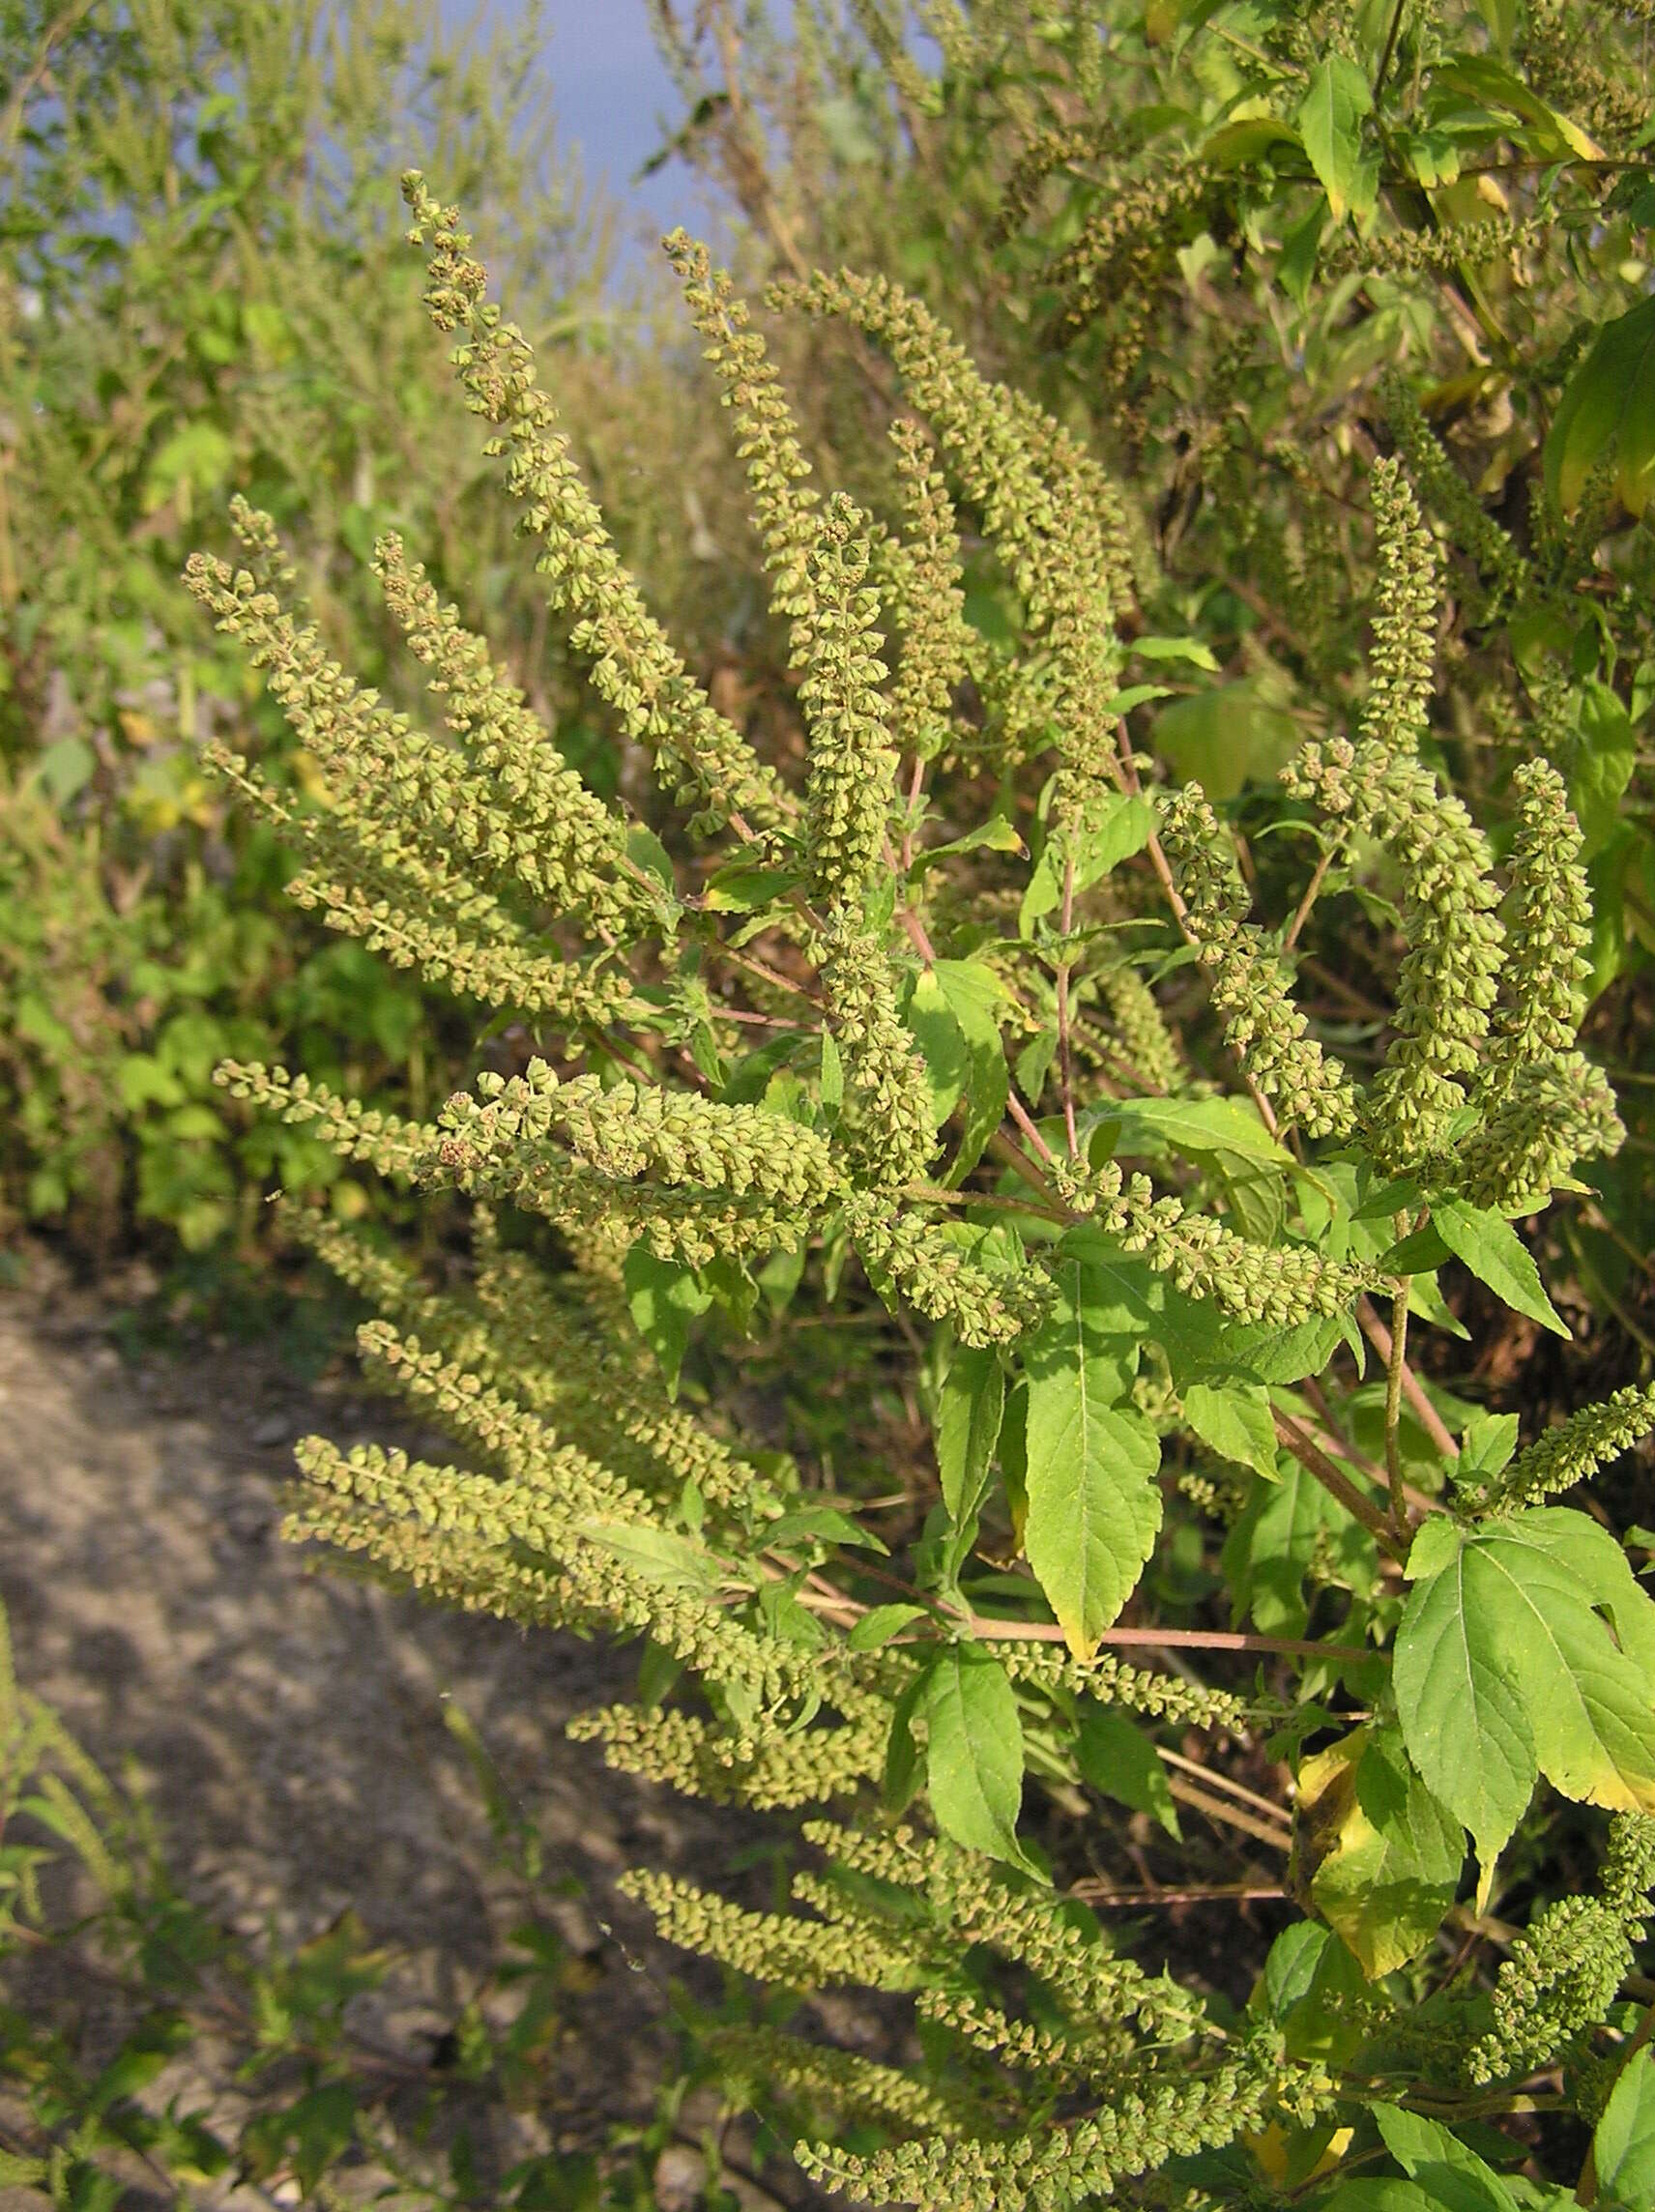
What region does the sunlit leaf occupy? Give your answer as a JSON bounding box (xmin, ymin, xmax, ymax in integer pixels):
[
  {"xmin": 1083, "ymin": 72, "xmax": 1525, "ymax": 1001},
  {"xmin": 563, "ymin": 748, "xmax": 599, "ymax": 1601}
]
[
  {"xmin": 920, "ymin": 1644, "xmax": 1035, "ymax": 1872},
  {"xmin": 1296, "ymin": 54, "xmax": 1378, "ymax": 224},
  {"xmin": 1395, "ymin": 1509, "xmax": 1655, "ymax": 1889}
]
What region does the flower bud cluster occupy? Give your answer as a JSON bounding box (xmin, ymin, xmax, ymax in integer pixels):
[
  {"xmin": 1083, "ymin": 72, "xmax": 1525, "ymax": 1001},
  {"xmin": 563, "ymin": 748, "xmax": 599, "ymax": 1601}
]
[
  {"xmin": 402, "ymin": 173, "xmax": 782, "ymax": 835},
  {"xmin": 1159, "ymin": 785, "xmax": 1357, "ymax": 1138}
]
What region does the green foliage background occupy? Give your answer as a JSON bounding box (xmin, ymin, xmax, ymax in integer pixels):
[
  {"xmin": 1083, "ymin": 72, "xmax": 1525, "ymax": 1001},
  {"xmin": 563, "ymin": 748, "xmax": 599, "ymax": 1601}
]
[
  {"xmin": 0, "ymin": 0, "xmax": 746, "ymax": 1257},
  {"xmin": 6, "ymin": 4, "xmax": 1655, "ymax": 2211}
]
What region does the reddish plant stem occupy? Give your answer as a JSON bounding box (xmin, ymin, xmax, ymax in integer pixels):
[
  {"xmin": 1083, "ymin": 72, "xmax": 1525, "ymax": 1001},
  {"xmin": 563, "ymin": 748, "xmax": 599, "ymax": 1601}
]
[
  {"xmin": 1003, "ymin": 1091, "xmax": 1057, "ymax": 1166},
  {"xmin": 1071, "ymin": 1881, "xmax": 1287, "ymax": 1906},
  {"xmin": 1274, "ymin": 1410, "xmax": 1408, "ymax": 1562},
  {"xmin": 1163, "ymin": 1776, "xmax": 1292, "ymax": 1854},
  {"xmin": 1301, "ymin": 1377, "xmax": 1440, "ymax": 1521},
  {"xmin": 948, "ymin": 1615, "xmax": 1368, "ymax": 1663},
  {"xmin": 1283, "ymin": 841, "xmax": 1338, "ymax": 952}
]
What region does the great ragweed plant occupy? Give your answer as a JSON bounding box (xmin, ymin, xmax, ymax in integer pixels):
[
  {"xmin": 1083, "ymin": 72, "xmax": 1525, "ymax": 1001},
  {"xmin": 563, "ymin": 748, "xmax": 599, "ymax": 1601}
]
[{"xmin": 191, "ymin": 178, "xmax": 1655, "ymax": 2209}]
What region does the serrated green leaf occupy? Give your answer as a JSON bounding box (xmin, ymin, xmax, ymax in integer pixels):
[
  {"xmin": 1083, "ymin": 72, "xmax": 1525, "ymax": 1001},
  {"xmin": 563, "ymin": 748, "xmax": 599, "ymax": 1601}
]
[
  {"xmin": 1055, "ymin": 1231, "xmax": 1352, "ymax": 1388},
  {"xmin": 1024, "ymin": 1256, "xmax": 1141, "ymax": 1401},
  {"xmin": 1100, "ymin": 1092, "xmax": 1294, "ymax": 1170},
  {"xmin": 1225, "ymin": 1461, "xmax": 1349, "ymax": 1637},
  {"xmin": 847, "ymin": 1603, "xmax": 927, "ymax": 1650},
  {"xmin": 1151, "ymin": 681, "xmax": 1301, "ymax": 799},
  {"xmin": 1408, "ymin": 1264, "xmax": 1470, "ymax": 1341},
  {"xmin": 1594, "ymin": 2047, "xmax": 1655, "ymax": 2212},
  {"xmin": 1134, "ymin": 633, "xmax": 1220, "ymax": 670},
  {"xmin": 1372, "ymin": 2104, "xmax": 1521, "ymax": 2212},
  {"xmin": 1456, "ymin": 1412, "xmax": 1519, "ymax": 1484},
  {"xmin": 1098, "ymin": 682, "xmax": 1175, "ymax": 716},
  {"xmin": 1319, "ymin": 2168, "xmax": 1434, "ymax": 2202},
  {"xmin": 1203, "ymin": 113, "xmax": 1301, "ymax": 168},
  {"xmin": 763, "ymin": 1504, "xmax": 888, "ymax": 1555},
  {"xmin": 1571, "ymin": 679, "xmax": 1637, "ymax": 858},
  {"xmin": 701, "ymin": 862, "xmax": 802, "ymax": 911},
  {"xmin": 1545, "ymin": 295, "xmax": 1655, "ymax": 517},
  {"xmin": 1183, "ymin": 1379, "xmax": 1278, "ymax": 1479},
  {"xmin": 1296, "ymin": 53, "xmax": 1377, "ymax": 223},
  {"xmin": 1392, "ymin": 1532, "xmax": 1533, "ymax": 1882},
  {"xmin": 1014, "ymin": 1026, "xmax": 1059, "ymax": 1108},
  {"xmin": 625, "ymin": 825, "xmax": 680, "ymax": 898},
  {"xmin": 884, "ymin": 1665, "xmax": 926, "ymax": 1812},
  {"xmin": 909, "ymin": 816, "xmax": 1025, "ymax": 879},
  {"xmin": 1076, "ymin": 1703, "xmax": 1179, "ymax": 1837},
  {"xmin": 1395, "ymin": 1508, "xmax": 1655, "ymax": 1888},
  {"xmin": 573, "ymin": 1519, "xmax": 719, "ymax": 1596},
  {"xmin": 920, "ymin": 1644, "xmax": 1035, "ymax": 1871},
  {"xmin": 1023, "ymin": 1343, "xmax": 1161, "ymax": 1657},
  {"xmin": 35, "ymin": 733, "xmax": 96, "ymax": 806},
  {"xmin": 1433, "ymin": 55, "xmax": 1605, "ymax": 163},
  {"xmin": 1319, "ymin": 2185, "xmax": 1437, "ymax": 2211},
  {"xmin": 1256, "ymin": 1920, "xmax": 1372, "ymax": 2066},
  {"xmin": 1431, "ymin": 1199, "xmax": 1568, "ymax": 1337},
  {"xmin": 904, "ymin": 960, "xmax": 1010, "ymax": 1180},
  {"xmin": 819, "ymin": 1026, "xmax": 844, "ymax": 1114},
  {"xmin": 1382, "ymin": 1222, "xmax": 1454, "ymax": 1275},
  {"xmin": 1020, "ymin": 791, "xmax": 1154, "ymax": 933}
]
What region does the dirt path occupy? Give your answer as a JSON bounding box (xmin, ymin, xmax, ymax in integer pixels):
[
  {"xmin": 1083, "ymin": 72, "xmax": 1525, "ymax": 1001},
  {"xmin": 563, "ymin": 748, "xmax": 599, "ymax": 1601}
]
[{"xmin": 0, "ymin": 1255, "xmax": 772, "ymax": 2186}]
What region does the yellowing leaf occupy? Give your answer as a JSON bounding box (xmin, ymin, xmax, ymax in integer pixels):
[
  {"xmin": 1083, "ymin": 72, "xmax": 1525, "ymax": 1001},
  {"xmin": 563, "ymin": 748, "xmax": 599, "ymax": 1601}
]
[
  {"xmin": 1292, "ymin": 1727, "xmax": 1463, "ymax": 1977},
  {"xmin": 1395, "ymin": 1509, "xmax": 1655, "ymax": 1890},
  {"xmin": 1296, "ymin": 54, "xmax": 1378, "ymax": 225},
  {"xmin": 1434, "ymin": 55, "xmax": 1606, "ymax": 164}
]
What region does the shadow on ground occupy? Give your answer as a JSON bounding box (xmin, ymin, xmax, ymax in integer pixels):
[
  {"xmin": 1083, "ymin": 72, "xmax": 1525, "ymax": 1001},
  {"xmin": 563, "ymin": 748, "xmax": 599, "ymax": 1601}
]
[{"xmin": 0, "ymin": 1249, "xmax": 784, "ymax": 2179}]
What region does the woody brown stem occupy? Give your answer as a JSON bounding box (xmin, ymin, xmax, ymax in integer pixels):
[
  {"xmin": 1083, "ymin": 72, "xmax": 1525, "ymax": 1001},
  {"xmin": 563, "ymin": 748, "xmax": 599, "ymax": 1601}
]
[{"xmin": 1274, "ymin": 1410, "xmax": 1408, "ymax": 1562}]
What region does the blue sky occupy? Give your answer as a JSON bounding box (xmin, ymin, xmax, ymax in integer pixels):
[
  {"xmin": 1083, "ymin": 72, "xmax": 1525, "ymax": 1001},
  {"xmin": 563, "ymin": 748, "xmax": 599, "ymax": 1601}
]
[
  {"xmin": 539, "ymin": 1, "xmax": 732, "ymax": 265},
  {"xmin": 546, "ymin": 2, "xmax": 690, "ymax": 219}
]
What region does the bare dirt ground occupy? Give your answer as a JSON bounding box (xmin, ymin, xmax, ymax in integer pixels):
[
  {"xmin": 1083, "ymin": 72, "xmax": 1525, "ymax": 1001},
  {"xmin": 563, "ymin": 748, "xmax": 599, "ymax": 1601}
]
[{"xmin": 0, "ymin": 1247, "xmax": 786, "ymax": 2201}]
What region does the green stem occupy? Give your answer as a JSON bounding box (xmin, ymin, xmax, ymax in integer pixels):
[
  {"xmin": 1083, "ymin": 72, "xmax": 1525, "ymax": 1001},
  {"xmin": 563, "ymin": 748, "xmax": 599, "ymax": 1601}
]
[{"xmin": 1385, "ymin": 1263, "xmax": 1414, "ymax": 1542}]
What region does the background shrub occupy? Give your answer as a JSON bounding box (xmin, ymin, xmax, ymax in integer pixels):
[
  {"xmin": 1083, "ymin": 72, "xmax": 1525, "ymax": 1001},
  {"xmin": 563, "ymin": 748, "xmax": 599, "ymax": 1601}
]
[{"xmin": 6, "ymin": 5, "xmax": 1655, "ymax": 2209}]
